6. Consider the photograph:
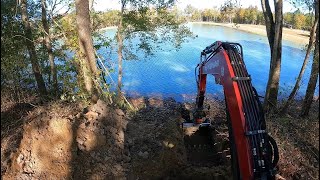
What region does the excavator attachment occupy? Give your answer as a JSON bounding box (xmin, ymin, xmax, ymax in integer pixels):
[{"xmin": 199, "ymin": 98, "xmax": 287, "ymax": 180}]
[
  {"xmin": 181, "ymin": 41, "xmax": 279, "ymax": 180},
  {"xmin": 182, "ymin": 118, "xmax": 223, "ymax": 170}
]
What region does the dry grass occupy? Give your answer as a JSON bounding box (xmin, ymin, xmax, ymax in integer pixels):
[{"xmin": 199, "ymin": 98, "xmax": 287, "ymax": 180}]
[{"xmin": 267, "ymin": 103, "xmax": 319, "ymax": 180}]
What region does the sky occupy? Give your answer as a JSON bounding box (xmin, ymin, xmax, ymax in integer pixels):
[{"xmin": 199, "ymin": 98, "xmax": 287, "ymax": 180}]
[{"xmin": 92, "ymin": 0, "xmax": 297, "ymax": 13}]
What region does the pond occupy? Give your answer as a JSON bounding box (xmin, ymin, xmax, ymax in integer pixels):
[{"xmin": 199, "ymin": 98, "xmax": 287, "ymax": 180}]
[{"xmin": 98, "ymin": 23, "xmax": 317, "ymax": 102}]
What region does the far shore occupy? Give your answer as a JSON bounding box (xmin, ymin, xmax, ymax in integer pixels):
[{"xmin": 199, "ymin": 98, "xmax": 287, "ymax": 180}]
[
  {"xmin": 99, "ymin": 22, "xmax": 310, "ymax": 46},
  {"xmin": 191, "ymin": 22, "xmax": 310, "ymax": 46},
  {"xmin": 99, "ymin": 26, "xmax": 117, "ymax": 31}
]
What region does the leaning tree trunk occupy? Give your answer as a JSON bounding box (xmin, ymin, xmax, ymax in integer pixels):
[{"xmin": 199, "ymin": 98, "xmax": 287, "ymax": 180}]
[
  {"xmin": 261, "ymin": 0, "xmax": 275, "ymax": 55},
  {"xmin": 21, "ymin": 0, "xmax": 47, "ymax": 96},
  {"xmin": 300, "ymin": 22, "xmax": 319, "ymax": 117},
  {"xmin": 116, "ymin": 3, "xmax": 124, "ymax": 101},
  {"xmin": 75, "ymin": 0, "xmax": 99, "ymax": 100},
  {"xmin": 261, "ymin": 0, "xmax": 283, "ymax": 112},
  {"xmin": 41, "ymin": 0, "xmax": 58, "ymax": 95},
  {"xmin": 281, "ymin": 1, "xmax": 319, "ymax": 114}
]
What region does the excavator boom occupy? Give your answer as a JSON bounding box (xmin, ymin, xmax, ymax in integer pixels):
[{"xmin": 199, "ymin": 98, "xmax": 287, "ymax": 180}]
[{"xmin": 192, "ymin": 41, "xmax": 279, "ymax": 180}]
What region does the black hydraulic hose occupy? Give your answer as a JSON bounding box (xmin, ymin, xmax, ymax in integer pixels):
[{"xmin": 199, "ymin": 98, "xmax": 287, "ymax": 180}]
[
  {"xmin": 229, "ymin": 42, "xmax": 244, "ymax": 59},
  {"xmin": 195, "ymin": 63, "xmax": 199, "ymax": 89},
  {"xmin": 203, "ymin": 44, "xmax": 223, "ymax": 64},
  {"xmin": 233, "ymin": 57, "xmax": 260, "ymax": 174},
  {"xmin": 231, "ymin": 47, "xmax": 262, "ymax": 145},
  {"xmin": 225, "ymin": 43, "xmax": 277, "ymax": 177},
  {"xmin": 252, "ymin": 87, "xmax": 277, "ymax": 172},
  {"xmin": 230, "ymin": 49, "xmax": 257, "ymax": 127},
  {"xmin": 224, "ymin": 43, "xmax": 259, "ymax": 173},
  {"xmin": 230, "ymin": 47, "xmax": 263, "ymax": 155},
  {"xmin": 201, "ymin": 42, "xmax": 279, "ymax": 178},
  {"xmin": 232, "ymin": 48, "xmax": 267, "ymax": 175},
  {"xmin": 252, "ymin": 87, "xmax": 267, "ymax": 129},
  {"xmin": 225, "ymin": 45, "xmax": 258, "ymax": 135},
  {"xmin": 252, "ymin": 87, "xmax": 279, "ymax": 170},
  {"xmin": 252, "ymin": 86, "xmax": 275, "ymax": 171},
  {"xmin": 231, "ymin": 47, "xmax": 260, "ymax": 129},
  {"xmin": 231, "ymin": 44, "xmax": 278, "ymax": 177},
  {"xmin": 268, "ymin": 134, "xmax": 279, "ymax": 167}
]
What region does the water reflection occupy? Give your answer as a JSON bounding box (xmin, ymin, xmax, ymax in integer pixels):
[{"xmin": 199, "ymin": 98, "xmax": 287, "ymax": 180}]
[{"xmin": 98, "ymin": 23, "xmax": 318, "ymax": 102}]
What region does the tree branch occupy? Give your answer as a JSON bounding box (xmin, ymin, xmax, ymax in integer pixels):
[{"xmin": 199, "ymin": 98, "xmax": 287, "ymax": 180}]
[{"xmin": 261, "ymin": 0, "xmax": 275, "ymax": 52}]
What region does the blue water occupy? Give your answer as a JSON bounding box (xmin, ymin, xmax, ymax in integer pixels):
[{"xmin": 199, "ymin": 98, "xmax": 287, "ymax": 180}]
[{"xmin": 98, "ymin": 23, "xmax": 318, "ymax": 102}]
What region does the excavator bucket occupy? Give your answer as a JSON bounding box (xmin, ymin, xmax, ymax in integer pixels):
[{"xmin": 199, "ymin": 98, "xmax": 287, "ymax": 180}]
[
  {"xmin": 180, "ymin": 106, "xmax": 228, "ymax": 167},
  {"xmin": 183, "ymin": 123, "xmax": 217, "ymax": 166}
]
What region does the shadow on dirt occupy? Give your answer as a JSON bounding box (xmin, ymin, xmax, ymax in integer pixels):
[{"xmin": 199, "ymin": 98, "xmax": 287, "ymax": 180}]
[
  {"xmin": 1, "ymin": 103, "xmax": 34, "ymax": 139},
  {"xmin": 1, "ymin": 103, "xmax": 35, "ymax": 175},
  {"xmin": 1, "ymin": 96, "xmax": 232, "ymax": 179},
  {"xmin": 125, "ymin": 97, "xmax": 232, "ymax": 179},
  {"xmin": 184, "ymin": 126, "xmax": 220, "ymax": 167}
]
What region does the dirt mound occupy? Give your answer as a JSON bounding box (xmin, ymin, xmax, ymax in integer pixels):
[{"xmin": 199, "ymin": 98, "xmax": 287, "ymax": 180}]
[
  {"xmin": 0, "ymin": 96, "xmax": 233, "ymax": 179},
  {"xmin": 2, "ymin": 99, "xmax": 129, "ymax": 179},
  {"xmin": 1, "ymin": 96, "xmax": 318, "ymax": 180},
  {"xmin": 2, "ymin": 101, "xmax": 80, "ymax": 179}
]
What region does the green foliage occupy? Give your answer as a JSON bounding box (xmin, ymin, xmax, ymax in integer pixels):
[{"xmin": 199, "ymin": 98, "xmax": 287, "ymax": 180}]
[
  {"xmin": 99, "ymin": 10, "xmax": 120, "ymax": 28},
  {"xmin": 219, "ymin": 0, "xmax": 240, "ymax": 23},
  {"xmin": 183, "ymin": 2, "xmax": 314, "ymax": 29},
  {"xmin": 1, "ymin": 0, "xmax": 315, "ymax": 106},
  {"xmin": 201, "ymin": 8, "xmax": 220, "ymax": 22},
  {"xmin": 2, "ymin": 0, "xmax": 193, "ymax": 103},
  {"xmin": 56, "ymin": 9, "xmax": 116, "ymax": 102},
  {"xmin": 1, "ymin": 0, "xmax": 33, "ymax": 89},
  {"xmin": 284, "ymin": 12, "xmax": 294, "ymax": 25},
  {"xmin": 119, "ymin": 4, "xmax": 194, "ymax": 59},
  {"xmin": 294, "ymin": 13, "xmax": 307, "ymax": 29},
  {"xmin": 184, "ymin": 4, "xmax": 196, "ymax": 17},
  {"xmin": 283, "ymin": 10, "xmax": 313, "ymax": 30},
  {"xmin": 284, "ymin": 0, "xmax": 316, "ymax": 30}
]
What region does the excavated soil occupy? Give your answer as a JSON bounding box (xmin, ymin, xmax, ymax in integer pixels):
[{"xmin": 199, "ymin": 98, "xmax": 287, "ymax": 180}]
[{"xmin": 1, "ymin": 94, "xmax": 319, "ymax": 180}]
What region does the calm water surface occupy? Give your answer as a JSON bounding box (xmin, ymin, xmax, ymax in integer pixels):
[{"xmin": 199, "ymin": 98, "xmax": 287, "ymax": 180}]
[{"xmin": 98, "ymin": 23, "xmax": 318, "ymax": 102}]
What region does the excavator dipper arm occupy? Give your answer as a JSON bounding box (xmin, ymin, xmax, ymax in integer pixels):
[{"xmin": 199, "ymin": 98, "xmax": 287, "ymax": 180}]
[{"xmin": 195, "ymin": 41, "xmax": 279, "ymax": 180}]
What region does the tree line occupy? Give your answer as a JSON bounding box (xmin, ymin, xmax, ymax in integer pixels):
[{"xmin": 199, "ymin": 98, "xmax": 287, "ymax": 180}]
[
  {"xmin": 91, "ymin": 3, "xmax": 315, "ymax": 31},
  {"xmin": 184, "ymin": 3, "xmax": 315, "ymax": 30}
]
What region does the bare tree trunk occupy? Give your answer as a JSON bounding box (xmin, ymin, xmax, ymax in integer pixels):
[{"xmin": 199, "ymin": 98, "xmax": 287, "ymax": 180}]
[
  {"xmin": 261, "ymin": 0, "xmax": 283, "ymax": 112},
  {"xmin": 261, "ymin": 0, "xmax": 275, "ymax": 55},
  {"xmin": 89, "ymin": 0, "xmax": 94, "ymax": 10},
  {"xmin": 300, "ymin": 22, "xmax": 319, "ymax": 117},
  {"xmin": 89, "ymin": 0, "xmax": 94, "ymax": 28},
  {"xmin": 75, "ymin": 0, "xmax": 99, "ymax": 100},
  {"xmin": 41, "ymin": 0, "xmax": 58, "ymax": 95},
  {"xmin": 117, "ymin": 1, "xmax": 125, "ymax": 101},
  {"xmin": 281, "ymin": 1, "xmax": 319, "ymax": 114},
  {"xmin": 21, "ymin": 0, "xmax": 47, "ymax": 96}
]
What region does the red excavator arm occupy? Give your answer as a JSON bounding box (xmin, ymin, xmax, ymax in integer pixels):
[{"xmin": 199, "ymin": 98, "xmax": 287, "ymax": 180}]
[{"xmin": 193, "ymin": 41, "xmax": 279, "ymax": 180}]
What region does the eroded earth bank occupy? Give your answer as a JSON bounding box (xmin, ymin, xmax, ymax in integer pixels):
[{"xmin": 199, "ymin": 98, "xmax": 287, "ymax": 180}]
[{"xmin": 1, "ymin": 96, "xmax": 319, "ymax": 179}]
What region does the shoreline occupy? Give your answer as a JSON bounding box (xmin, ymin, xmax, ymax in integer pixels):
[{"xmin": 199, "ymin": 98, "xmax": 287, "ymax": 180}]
[
  {"xmin": 190, "ymin": 22, "xmax": 310, "ymax": 46},
  {"xmin": 99, "ymin": 22, "xmax": 309, "ymax": 47},
  {"xmin": 99, "ymin": 26, "xmax": 117, "ymax": 31}
]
